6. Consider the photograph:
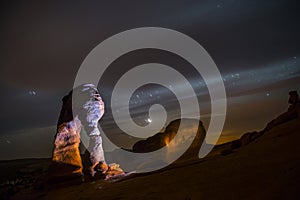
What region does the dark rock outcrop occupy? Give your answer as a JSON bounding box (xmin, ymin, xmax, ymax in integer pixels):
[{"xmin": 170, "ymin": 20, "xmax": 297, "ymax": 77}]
[
  {"xmin": 132, "ymin": 118, "xmax": 206, "ymax": 161},
  {"xmin": 242, "ymin": 90, "xmax": 299, "ymax": 145},
  {"xmin": 221, "ymin": 90, "xmax": 300, "ymax": 155},
  {"xmin": 263, "ymin": 90, "xmax": 300, "ymax": 132},
  {"xmin": 240, "ymin": 131, "xmax": 260, "ymax": 146}
]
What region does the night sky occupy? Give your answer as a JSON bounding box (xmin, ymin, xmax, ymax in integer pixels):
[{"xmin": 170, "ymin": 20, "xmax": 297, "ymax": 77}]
[{"xmin": 0, "ymin": 0, "xmax": 299, "ymax": 160}]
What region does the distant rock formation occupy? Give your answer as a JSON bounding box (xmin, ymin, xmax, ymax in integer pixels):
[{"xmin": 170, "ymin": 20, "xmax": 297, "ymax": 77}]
[
  {"xmin": 288, "ymin": 90, "xmax": 299, "ymax": 105},
  {"xmin": 222, "ymin": 90, "xmax": 300, "ymax": 155},
  {"xmin": 132, "ymin": 118, "xmax": 206, "ymax": 161},
  {"xmin": 264, "ymin": 90, "xmax": 300, "ymax": 132}
]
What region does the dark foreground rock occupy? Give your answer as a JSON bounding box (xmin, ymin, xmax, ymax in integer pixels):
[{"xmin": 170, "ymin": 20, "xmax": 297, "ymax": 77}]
[{"xmin": 132, "ymin": 118, "xmax": 206, "ymax": 161}]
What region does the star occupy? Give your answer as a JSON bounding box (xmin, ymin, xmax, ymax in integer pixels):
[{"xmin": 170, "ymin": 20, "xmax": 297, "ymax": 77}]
[{"xmin": 28, "ymin": 90, "xmax": 36, "ymax": 95}]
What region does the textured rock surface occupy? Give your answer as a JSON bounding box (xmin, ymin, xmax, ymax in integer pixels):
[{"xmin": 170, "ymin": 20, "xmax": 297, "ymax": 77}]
[
  {"xmin": 49, "ymin": 117, "xmax": 83, "ymax": 179},
  {"xmin": 48, "ymin": 84, "xmax": 106, "ymax": 183},
  {"xmin": 132, "ymin": 118, "xmax": 206, "ymax": 161}
]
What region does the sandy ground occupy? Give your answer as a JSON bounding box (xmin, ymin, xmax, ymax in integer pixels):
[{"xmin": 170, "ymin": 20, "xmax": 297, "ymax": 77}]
[{"xmin": 15, "ymin": 118, "xmax": 297, "ymax": 200}]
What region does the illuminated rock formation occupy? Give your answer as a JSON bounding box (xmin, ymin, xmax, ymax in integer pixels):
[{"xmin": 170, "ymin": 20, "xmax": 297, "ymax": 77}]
[
  {"xmin": 48, "ymin": 84, "xmax": 107, "ymax": 183},
  {"xmin": 132, "ymin": 118, "xmax": 206, "ymax": 161}
]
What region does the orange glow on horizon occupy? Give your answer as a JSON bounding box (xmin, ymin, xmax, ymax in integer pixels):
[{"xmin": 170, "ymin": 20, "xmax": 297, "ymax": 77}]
[{"xmin": 164, "ymin": 136, "xmax": 170, "ymax": 146}]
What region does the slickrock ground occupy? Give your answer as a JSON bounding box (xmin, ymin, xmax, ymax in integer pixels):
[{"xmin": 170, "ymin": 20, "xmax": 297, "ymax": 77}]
[
  {"xmin": 2, "ymin": 101, "xmax": 300, "ymax": 200},
  {"xmin": 3, "ymin": 117, "xmax": 298, "ymax": 200}
]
